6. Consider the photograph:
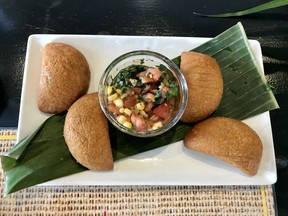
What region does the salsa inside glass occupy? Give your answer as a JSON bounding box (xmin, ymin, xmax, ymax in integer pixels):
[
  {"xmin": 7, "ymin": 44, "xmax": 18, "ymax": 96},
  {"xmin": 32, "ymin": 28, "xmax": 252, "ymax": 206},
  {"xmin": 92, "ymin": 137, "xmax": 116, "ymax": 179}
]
[{"xmin": 105, "ymin": 63, "xmax": 179, "ymax": 131}]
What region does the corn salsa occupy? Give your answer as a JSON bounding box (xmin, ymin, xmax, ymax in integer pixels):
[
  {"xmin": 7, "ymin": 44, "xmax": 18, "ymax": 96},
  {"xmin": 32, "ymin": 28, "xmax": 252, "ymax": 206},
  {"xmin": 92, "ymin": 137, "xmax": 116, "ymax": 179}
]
[{"xmin": 105, "ymin": 64, "xmax": 179, "ymax": 131}]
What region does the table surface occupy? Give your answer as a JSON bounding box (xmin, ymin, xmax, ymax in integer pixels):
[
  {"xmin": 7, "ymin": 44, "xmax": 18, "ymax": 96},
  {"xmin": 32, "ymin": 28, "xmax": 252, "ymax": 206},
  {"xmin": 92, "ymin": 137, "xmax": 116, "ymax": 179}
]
[{"xmin": 0, "ymin": 0, "xmax": 287, "ymax": 215}]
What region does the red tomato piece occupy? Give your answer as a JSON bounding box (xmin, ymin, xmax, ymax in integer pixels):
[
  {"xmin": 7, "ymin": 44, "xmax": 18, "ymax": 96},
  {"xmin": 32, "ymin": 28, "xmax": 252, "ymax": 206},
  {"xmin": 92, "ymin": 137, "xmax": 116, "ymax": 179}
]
[
  {"xmin": 124, "ymin": 95, "xmax": 138, "ymax": 108},
  {"xmin": 153, "ymin": 102, "xmax": 171, "ymax": 119},
  {"xmin": 147, "ymin": 68, "xmax": 162, "ymax": 81},
  {"xmin": 107, "ymin": 104, "xmax": 120, "ymax": 115},
  {"xmin": 133, "ymin": 87, "xmax": 142, "ymax": 94},
  {"xmin": 141, "ymin": 77, "xmax": 155, "ymax": 84},
  {"xmin": 131, "ymin": 114, "xmax": 147, "ymax": 131},
  {"xmin": 137, "ymin": 68, "xmax": 162, "ymax": 84}
]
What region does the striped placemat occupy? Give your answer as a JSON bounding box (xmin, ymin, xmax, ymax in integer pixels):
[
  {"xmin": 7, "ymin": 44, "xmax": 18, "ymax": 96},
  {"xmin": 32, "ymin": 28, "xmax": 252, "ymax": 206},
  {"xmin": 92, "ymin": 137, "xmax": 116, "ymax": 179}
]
[{"xmin": 0, "ymin": 130, "xmax": 276, "ymax": 215}]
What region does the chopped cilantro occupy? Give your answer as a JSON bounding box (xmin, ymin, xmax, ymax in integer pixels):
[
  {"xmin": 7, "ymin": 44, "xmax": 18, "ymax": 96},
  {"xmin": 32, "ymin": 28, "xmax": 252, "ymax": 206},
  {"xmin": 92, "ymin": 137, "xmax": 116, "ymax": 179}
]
[
  {"xmin": 154, "ymin": 91, "xmax": 162, "ymax": 104},
  {"xmin": 166, "ymin": 81, "xmax": 179, "ymax": 99},
  {"xmin": 122, "ymin": 87, "xmax": 128, "ymax": 94},
  {"xmin": 138, "ymin": 94, "xmax": 144, "ymax": 100},
  {"xmin": 136, "ymin": 80, "xmax": 146, "ymax": 88},
  {"xmin": 112, "ymin": 64, "xmax": 149, "ymax": 89}
]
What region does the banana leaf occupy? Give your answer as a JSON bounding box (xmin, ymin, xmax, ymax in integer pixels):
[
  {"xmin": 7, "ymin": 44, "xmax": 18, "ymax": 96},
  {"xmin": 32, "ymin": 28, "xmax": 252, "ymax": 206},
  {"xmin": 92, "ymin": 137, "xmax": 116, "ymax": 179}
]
[
  {"xmin": 1, "ymin": 114, "xmax": 191, "ymax": 196},
  {"xmin": 194, "ymin": 0, "xmax": 288, "ymax": 17},
  {"xmin": 1, "ymin": 115, "xmax": 86, "ymax": 196},
  {"xmin": 1, "ymin": 22, "xmax": 279, "ymax": 195}
]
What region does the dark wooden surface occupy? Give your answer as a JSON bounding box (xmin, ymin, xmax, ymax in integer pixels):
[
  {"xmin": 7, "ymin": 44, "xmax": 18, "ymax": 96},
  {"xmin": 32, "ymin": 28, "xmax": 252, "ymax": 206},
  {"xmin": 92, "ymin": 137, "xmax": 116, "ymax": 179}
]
[{"xmin": 0, "ymin": 1, "xmax": 287, "ymax": 215}]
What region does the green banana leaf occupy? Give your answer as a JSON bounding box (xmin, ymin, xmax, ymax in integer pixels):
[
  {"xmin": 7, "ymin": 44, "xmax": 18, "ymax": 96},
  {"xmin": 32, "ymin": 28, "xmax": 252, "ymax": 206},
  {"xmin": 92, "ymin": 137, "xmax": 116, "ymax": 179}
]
[
  {"xmin": 1, "ymin": 114, "xmax": 191, "ymax": 196},
  {"xmin": 194, "ymin": 0, "xmax": 288, "ymax": 17},
  {"xmin": 1, "ymin": 22, "xmax": 279, "ymax": 196},
  {"xmin": 1, "ymin": 115, "xmax": 86, "ymax": 196}
]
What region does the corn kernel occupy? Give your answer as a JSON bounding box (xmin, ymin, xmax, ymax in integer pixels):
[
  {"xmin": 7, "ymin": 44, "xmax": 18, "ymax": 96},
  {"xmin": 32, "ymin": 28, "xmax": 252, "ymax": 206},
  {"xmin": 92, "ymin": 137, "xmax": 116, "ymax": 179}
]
[
  {"xmin": 114, "ymin": 98, "xmax": 124, "ymax": 108},
  {"xmin": 108, "ymin": 93, "xmax": 118, "ymax": 102},
  {"xmin": 140, "ymin": 110, "xmax": 148, "ymax": 118},
  {"xmin": 119, "ymin": 108, "xmax": 125, "ymax": 113},
  {"xmin": 152, "ymin": 121, "xmax": 163, "ymax": 130},
  {"xmin": 117, "ymin": 115, "xmax": 127, "ymax": 124},
  {"xmin": 123, "ymin": 121, "xmax": 132, "ymax": 129},
  {"xmin": 116, "ymin": 89, "xmax": 122, "ymax": 95},
  {"xmin": 120, "ymin": 93, "xmax": 128, "ymax": 99},
  {"xmin": 135, "ymin": 102, "xmax": 145, "ymax": 111},
  {"xmin": 123, "ymin": 108, "xmax": 132, "ymax": 116},
  {"xmin": 107, "ymin": 86, "xmax": 114, "ymax": 95}
]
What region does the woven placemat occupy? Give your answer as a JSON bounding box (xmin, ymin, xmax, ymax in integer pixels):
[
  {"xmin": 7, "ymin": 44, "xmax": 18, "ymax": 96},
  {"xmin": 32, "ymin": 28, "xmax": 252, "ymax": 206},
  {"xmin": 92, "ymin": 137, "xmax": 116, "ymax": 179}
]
[{"xmin": 0, "ymin": 130, "xmax": 275, "ymax": 215}]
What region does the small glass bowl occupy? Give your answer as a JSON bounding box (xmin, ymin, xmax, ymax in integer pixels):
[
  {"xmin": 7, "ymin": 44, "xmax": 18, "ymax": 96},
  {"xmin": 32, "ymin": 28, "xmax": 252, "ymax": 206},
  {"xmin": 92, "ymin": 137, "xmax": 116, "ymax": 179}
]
[{"xmin": 98, "ymin": 50, "xmax": 188, "ymax": 137}]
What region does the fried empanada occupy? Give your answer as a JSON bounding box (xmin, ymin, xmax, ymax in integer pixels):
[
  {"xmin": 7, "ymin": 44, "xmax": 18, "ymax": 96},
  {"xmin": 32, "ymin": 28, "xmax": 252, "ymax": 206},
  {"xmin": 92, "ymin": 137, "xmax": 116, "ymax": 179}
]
[
  {"xmin": 184, "ymin": 117, "xmax": 263, "ymax": 176},
  {"xmin": 38, "ymin": 42, "xmax": 90, "ymax": 114},
  {"xmin": 64, "ymin": 93, "xmax": 113, "ymax": 170},
  {"xmin": 180, "ymin": 51, "xmax": 223, "ymax": 122}
]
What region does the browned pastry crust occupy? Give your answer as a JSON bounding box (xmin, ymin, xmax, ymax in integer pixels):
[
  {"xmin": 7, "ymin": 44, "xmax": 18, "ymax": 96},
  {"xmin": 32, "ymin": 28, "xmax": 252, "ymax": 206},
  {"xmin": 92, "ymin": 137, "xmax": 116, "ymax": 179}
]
[
  {"xmin": 184, "ymin": 117, "xmax": 263, "ymax": 176},
  {"xmin": 180, "ymin": 51, "xmax": 223, "ymax": 123},
  {"xmin": 38, "ymin": 42, "xmax": 90, "ymax": 114},
  {"xmin": 64, "ymin": 93, "xmax": 114, "ymax": 170}
]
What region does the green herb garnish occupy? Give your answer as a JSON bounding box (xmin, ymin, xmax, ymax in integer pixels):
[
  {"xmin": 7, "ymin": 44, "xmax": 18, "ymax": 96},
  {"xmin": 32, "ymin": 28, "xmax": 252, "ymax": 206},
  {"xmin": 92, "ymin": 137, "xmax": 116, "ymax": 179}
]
[{"xmin": 166, "ymin": 81, "xmax": 179, "ymax": 100}]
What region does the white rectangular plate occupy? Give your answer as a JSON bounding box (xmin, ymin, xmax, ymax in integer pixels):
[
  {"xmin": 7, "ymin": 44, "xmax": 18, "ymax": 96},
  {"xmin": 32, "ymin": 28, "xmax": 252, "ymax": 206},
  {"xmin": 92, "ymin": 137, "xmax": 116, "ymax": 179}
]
[{"xmin": 18, "ymin": 35, "xmax": 277, "ymax": 186}]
